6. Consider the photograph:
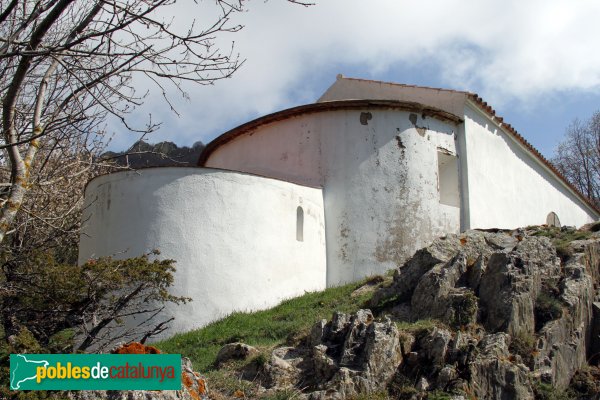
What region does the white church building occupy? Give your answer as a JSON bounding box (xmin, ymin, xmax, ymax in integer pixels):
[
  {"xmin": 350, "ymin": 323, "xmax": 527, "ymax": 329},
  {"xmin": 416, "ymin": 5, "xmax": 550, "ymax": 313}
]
[{"xmin": 79, "ymin": 76, "xmax": 600, "ymax": 336}]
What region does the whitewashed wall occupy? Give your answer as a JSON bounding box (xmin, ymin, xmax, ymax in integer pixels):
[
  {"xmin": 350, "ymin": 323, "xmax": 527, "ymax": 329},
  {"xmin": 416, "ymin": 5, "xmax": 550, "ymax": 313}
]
[
  {"xmin": 207, "ymin": 109, "xmax": 462, "ymax": 286},
  {"xmin": 79, "ymin": 167, "xmax": 326, "ymax": 337},
  {"xmin": 463, "ymin": 104, "xmax": 597, "ymax": 228}
]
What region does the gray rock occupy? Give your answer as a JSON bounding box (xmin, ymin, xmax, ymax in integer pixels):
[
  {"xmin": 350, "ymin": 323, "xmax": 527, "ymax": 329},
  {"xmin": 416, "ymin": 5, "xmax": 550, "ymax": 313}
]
[
  {"xmin": 419, "ymin": 327, "xmax": 452, "ymax": 366},
  {"xmin": 592, "ymin": 302, "xmax": 600, "ymax": 357},
  {"xmin": 262, "ymin": 347, "xmax": 307, "ymax": 388},
  {"xmin": 534, "ymin": 254, "xmax": 595, "ymax": 387},
  {"xmin": 262, "ymin": 310, "xmax": 402, "ymax": 396},
  {"xmin": 308, "ymin": 319, "xmax": 328, "ymax": 347},
  {"xmin": 411, "ymin": 253, "xmax": 468, "ymax": 321},
  {"xmin": 262, "ymin": 229, "xmax": 600, "ymax": 397},
  {"xmin": 215, "ymin": 342, "xmax": 259, "ymax": 366},
  {"xmin": 468, "ymin": 333, "xmax": 534, "ymax": 400},
  {"xmin": 416, "ymin": 377, "xmax": 430, "ymax": 391},
  {"xmin": 67, "ymin": 357, "xmax": 208, "ymax": 400},
  {"xmin": 479, "ymin": 236, "xmax": 561, "ymax": 337},
  {"xmin": 436, "ymin": 365, "xmax": 458, "ymax": 389}
]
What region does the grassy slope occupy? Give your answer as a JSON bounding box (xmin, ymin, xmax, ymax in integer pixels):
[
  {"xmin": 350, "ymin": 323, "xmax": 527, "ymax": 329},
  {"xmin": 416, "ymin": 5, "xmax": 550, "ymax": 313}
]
[{"xmin": 155, "ymin": 278, "xmax": 379, "ymax": 371}]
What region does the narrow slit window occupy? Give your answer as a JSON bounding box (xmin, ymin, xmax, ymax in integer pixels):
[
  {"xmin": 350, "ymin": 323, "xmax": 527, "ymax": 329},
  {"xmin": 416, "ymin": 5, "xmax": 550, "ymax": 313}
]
[{"xmin": 296, "ymin": 206, "xmax": 304, "ymax": 242}]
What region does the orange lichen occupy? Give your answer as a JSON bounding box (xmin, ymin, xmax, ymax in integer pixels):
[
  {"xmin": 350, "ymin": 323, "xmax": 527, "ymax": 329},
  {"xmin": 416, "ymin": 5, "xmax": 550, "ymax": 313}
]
[
  {"xmin": 112, "ymin": 342, "xmax": 161, "ymax": 354},
  {"xmin": 182, "ymin": 371, "xmax": 207, "ymax": 400},
  {"xmin": 460, "ymin": 237, "xmax": 467, "ymax": 246},
  {"xmin": 233, "ymin": 389, "xmax": 245, "ymax": 398}
]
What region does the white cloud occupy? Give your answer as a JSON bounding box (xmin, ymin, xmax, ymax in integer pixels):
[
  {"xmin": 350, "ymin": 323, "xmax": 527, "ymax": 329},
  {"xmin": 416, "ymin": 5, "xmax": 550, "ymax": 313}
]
[{"xmin": 111, "ymin": 0, "xmax": 600, "ymax": 148}]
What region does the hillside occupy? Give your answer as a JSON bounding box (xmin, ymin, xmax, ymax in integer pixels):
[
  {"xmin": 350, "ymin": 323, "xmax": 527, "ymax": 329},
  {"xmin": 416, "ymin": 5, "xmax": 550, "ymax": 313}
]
[
  {"xmin": 71, "ymin": 225, "xmax": 600, "ymax": 400},
  {"xmin": 101, "ymin": 140, "xmax": 205, "ymax": 168}
]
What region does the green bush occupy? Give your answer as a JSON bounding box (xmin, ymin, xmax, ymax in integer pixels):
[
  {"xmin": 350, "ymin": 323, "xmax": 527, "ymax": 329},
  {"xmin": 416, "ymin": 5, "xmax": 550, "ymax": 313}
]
[
  {"xmin": 535, "ymin": 292, "xmax": 563, "ymax": 331},
  {"xmin": 0, "ymin": 251, "xmax": 188, "ymax": 399},
  {"xmin": 570, "ymin": 366, "xmax": 600, "ymax": 397},
  {"xmin": 508, "ymin": 332, "xmax": 537, "ymax": 369},
  {"xmin": 450, "ymin": 290, "xmax": 478, "ymax": 328}
]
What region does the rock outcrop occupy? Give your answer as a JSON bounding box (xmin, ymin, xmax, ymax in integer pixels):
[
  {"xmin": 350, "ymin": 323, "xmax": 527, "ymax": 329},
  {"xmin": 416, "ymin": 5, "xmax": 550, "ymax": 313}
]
[
  {"xmin": 68, "ymin": 226, "xmax": 600, "ymax": 399},
  {"xmin": 258, "ymin": 309, "xmax": 402, "ymax": 399},
  {"xmin": 251, "ymin": 227, "xmax": 600, "ymax": 399},
  {"xmin": 67, "ymin": 344, "xmax": 208, "ymax": 400}
]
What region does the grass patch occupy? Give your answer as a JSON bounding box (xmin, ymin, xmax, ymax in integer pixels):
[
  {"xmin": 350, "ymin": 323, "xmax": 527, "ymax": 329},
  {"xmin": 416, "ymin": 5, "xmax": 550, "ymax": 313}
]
[
  {"xmin": 427, "ymin": 391, "xmax": 454, "ymax": 400},
  {"xmin": 531, "ymin": 227, "xmax": 592, "ymax": 260},
  {"xmin": 395, "ymin": 319, "xmax": 445, "ymax": 337},
  {"xmin": 534, "ymin": 382, "xmax": 577, "ymax": 400},
  {"xmin": 156, "ymin": 279, "xmax": 377, "ymax": 371}
]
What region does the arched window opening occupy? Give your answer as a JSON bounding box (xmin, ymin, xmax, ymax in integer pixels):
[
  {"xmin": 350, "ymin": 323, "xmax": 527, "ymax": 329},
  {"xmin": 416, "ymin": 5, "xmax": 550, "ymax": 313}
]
[
  {"xmin": 546, "ymin": 212, "xmax": 561, "ymax": 228},
  {"xmin": 296, "ymin": 206, "xmax": 304, "ymax": 242}
]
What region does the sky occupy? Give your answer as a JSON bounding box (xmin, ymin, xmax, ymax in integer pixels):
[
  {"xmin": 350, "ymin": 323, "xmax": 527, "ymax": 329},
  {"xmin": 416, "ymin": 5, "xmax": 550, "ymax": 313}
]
[{"xmin": 110, "ymin": 0, "xmax": 600, "ymax": 159}]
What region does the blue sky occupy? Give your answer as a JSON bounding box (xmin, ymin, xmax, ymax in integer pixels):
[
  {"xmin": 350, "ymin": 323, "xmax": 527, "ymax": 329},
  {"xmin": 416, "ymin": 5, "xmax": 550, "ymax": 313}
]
[{"xmin": 110, "ymin": 0, "xmax": 600, "ymax": 159}]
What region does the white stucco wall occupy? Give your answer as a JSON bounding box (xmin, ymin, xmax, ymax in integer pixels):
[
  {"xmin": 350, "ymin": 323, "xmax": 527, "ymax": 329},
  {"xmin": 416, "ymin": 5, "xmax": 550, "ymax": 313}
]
[
  {"xmin": 318, "ymin": 76, "xmax": 468, "ymax": 117},
  {"xmin": 79, "ymin": 167, "xmax": 326, "ymax": 337},
  {"xmin": 206, "ymin": 109, "xmax": 462, "ymax": 286},
  {"xmin": 463, "ymin": 104, "xmax": 597, "ymax": 228}
]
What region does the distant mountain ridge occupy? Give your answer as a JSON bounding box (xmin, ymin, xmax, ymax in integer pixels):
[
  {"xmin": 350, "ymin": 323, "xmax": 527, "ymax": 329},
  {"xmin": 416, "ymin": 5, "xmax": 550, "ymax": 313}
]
[{"xmin": 102, "ymin": 140, "xmax": 205, "ymax": 168}]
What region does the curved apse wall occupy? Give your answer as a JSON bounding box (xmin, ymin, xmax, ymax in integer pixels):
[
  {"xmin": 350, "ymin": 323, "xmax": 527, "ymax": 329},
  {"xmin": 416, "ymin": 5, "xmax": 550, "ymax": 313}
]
[
  {"xmin": 205, "ymin": 108, "xmax": 462, "ymax": 286},
  {"xmin": 79, "ymin": 167, "xmax": 326, "ymax": 338}
]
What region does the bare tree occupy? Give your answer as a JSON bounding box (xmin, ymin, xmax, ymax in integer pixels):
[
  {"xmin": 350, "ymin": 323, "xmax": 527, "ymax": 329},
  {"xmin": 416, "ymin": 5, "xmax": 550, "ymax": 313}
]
[
  {"xmin": 552, "ymin": 111, "xmax": 600, "ymax": 208},
  {"xmin": 0, "ymin": 0, "xmax": 313, "ymax": 355},
  {"xmin": 0, "ymin": 0, "xmax": 311, "ymax": 246}
]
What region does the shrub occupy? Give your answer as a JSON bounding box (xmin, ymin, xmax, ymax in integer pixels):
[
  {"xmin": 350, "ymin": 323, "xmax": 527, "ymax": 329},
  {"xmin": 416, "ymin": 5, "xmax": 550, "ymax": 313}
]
[
  {"xmin": 0, "ymin": 251, "xmax": 189, "ymax": 353},
  {"xmin": 570, "ymin": 366, "xmax": 600, "ymax": 397},
  {"xmin": 450, "ymin": 290, "xmax": 478, "ymax": 328},
  {"xmin": 509, "ymin": 332, "xmax": 537, "ymax": 369},
  {"xmin": 535, "ymin": 292, "xmax": 563, "ymax": 331}
]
